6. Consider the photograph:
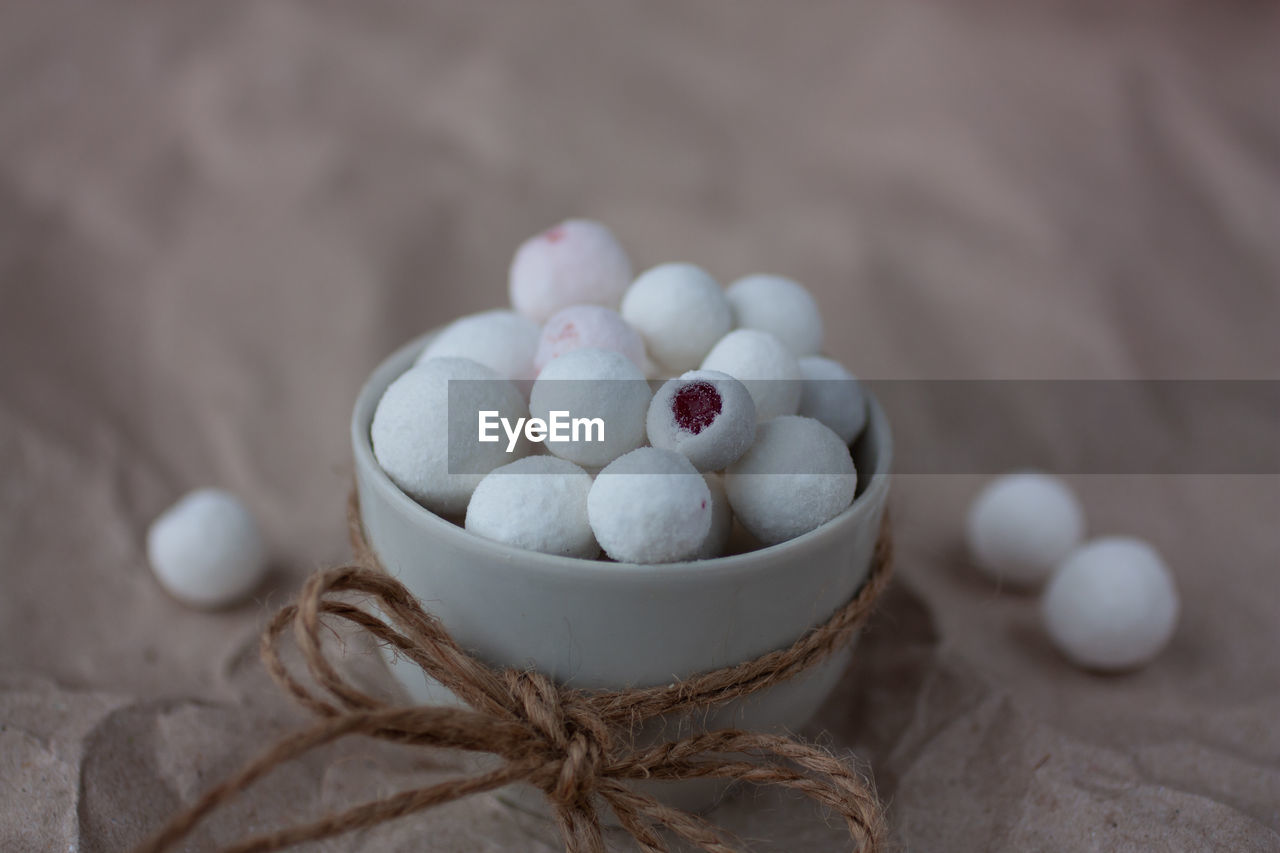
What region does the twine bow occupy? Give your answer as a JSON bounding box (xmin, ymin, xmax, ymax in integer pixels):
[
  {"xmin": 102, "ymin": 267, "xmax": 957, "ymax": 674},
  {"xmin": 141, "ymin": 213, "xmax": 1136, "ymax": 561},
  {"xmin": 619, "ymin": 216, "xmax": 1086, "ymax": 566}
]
[{"xmin": 137, "ymin": 494, "xmax": 893, "ymax": 853}]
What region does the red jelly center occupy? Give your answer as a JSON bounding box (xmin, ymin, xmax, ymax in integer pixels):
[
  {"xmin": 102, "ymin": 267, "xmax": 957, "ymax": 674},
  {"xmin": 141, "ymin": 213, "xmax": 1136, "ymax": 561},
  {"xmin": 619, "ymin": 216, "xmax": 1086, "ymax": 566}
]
[
  {"xmin": 544, "ymin": 225, "xmax": 567, "ymax": 243},
  {"xmin": 672, "ymin": 381, "xmax": 722, "ymax": 435}
]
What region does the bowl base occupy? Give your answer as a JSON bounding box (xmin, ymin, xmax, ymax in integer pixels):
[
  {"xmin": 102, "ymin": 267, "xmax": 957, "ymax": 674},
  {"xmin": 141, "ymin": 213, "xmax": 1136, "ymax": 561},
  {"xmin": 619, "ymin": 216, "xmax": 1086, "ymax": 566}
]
[{"xmin": 377, "ymin": 640, "xmax": 855, "ymax": 818}]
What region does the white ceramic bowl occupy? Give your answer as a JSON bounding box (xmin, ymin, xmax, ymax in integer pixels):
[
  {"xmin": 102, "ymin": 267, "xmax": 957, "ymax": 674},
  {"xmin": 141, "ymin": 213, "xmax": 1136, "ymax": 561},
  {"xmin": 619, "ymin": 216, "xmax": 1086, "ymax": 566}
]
[{"xmin": 351, "ymin": 330, "xmax": 892, "ymax": 812}]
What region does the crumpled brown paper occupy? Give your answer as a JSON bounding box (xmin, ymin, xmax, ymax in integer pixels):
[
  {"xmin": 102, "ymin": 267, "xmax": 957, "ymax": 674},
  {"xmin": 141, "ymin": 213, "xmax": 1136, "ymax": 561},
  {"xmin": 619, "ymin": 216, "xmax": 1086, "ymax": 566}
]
[{"xmin": 2, "ymin": 0, "xmax": 1278, "ymax": 850}]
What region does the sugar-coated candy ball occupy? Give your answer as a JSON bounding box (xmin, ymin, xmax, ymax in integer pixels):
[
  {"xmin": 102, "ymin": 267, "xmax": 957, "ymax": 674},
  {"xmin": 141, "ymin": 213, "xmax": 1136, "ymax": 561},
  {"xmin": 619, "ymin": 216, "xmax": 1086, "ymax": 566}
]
[
  {"xmin": 725, "ymin": 416, "xmax": 856, "ymax": 545},
  {"xmin": 797, "ymin": 356, "xmax": 867, "ymax": 445},
  {"xmin": 416, "ymin": 310, "xmax": 540, "ymax": 383},
  {"xmin": 588, "ymin": 448, "xmax": 712, "ymax": 563},
  {"xmin": 465, "ymin": 456, "xmax": 599, "ymax": 559},
  {"xmin": 646, "ymin": 370, "xmax": 756, "ymax": 472},
  {"xmin": 509, "ymin": 220, "xmax": 633, "ymax": 322},
  {"xmin": 534, "ymin": 305, "xmax": 647, "ymax": 374},
  {"xmin": 725, "ymin": 274, "xmax": 823, "ymax": 356},
  {"xmin": 696, "ymin": 472, "xmax": 733, "ymax": 560},
  {"xmin": 620, "ymin": 263, "xmax": 732, "ymax": 373},
  {"xmin": 700, "ymin": 329, "xmax": 802, "ymax": 421},
  {"xmin": 372, "ymin": 357, "xmax": 530, "ymax": 517},
  {"xmin": 1042, "ymin": 538, "xmax": 1179, "ymax": 671},
  {"xmin": 147, "ymin": 489, "xmax": 268, "ymax": 609},
  {"xmin": 530, "ymin": 348, "xmax": 651, "ymax": 469},
  {"xmin": 966, "ymin": 473, "xmax": 1085, "ymax": 588}
]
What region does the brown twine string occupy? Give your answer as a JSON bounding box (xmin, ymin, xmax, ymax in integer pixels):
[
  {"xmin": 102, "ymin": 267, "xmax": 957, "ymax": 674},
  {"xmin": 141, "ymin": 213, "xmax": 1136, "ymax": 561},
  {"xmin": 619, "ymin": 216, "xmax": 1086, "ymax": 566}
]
[{"xmin": 136, "ymin": 491, "xmax": 894, "ymax": 853}]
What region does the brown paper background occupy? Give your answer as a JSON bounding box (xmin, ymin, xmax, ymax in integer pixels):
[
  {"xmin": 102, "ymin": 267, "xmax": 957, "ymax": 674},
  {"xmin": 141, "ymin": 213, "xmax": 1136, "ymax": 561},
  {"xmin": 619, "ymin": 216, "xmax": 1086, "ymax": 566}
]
[{"xmin": 2, "ymin": 1, "xmax": 1277, "ymax": 850}]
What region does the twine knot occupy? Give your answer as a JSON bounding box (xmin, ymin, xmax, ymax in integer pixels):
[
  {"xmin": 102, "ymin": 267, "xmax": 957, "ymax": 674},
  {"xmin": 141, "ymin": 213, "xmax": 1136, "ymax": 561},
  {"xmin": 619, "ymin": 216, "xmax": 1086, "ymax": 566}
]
[
  {"xmin": 507, "ymin": 669, "xmax": 611, "ymax": 808},
  {"xmin": 135, "ymin": 491, "xmax": 894, "ymax": 853}
]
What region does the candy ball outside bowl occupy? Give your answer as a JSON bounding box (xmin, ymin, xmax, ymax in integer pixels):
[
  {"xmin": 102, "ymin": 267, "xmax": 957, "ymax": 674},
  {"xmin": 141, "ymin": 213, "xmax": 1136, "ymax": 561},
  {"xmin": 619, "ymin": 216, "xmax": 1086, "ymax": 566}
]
[{"xmin": 351, "ymin": 329, "xmax": 892, "ymax": 815}]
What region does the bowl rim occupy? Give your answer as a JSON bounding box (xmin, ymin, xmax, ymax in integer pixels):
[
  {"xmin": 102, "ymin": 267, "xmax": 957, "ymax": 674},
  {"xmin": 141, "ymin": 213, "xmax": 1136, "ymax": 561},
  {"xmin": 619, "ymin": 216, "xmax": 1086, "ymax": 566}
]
[{"xmin": 352, "ymin": 330, "xmax": 892, "ymax": 585}]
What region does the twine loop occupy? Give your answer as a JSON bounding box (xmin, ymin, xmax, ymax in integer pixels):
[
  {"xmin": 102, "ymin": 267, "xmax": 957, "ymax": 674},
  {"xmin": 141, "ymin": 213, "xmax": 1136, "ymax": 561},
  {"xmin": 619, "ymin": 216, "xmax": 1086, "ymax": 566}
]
[
  {"xmin": 507, "ymin": 669, "xmax": 612, "ymax": 808},
  {"xmin": 136, "ymin": 491, "xmax": 894, "ymax": 853}
]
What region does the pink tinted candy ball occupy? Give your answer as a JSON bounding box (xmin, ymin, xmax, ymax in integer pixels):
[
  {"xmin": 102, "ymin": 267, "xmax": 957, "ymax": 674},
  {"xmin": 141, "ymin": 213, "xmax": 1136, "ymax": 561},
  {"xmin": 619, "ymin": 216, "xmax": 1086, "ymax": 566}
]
[
  {"xmin": 534, "ymin": 305, "xmax": 647, "ymax": 374},
  {"xmin": 509, "ymin": 220, "xmax": 633, "ymax": 323},
  {"xmin": 646, "ymin": 370, "xmax": 756, "ymax": 472}
]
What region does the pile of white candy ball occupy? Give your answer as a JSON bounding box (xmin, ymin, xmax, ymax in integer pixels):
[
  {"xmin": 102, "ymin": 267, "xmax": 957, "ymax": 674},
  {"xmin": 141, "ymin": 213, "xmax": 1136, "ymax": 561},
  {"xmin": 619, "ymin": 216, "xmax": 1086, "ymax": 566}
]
[
  {"xmin": 966, "ymin": 472, "xmax": 1180, "ymax": 672},
  {"xmin": 371, "ymin": 219, "xmax": 869, "ymax": 564}
]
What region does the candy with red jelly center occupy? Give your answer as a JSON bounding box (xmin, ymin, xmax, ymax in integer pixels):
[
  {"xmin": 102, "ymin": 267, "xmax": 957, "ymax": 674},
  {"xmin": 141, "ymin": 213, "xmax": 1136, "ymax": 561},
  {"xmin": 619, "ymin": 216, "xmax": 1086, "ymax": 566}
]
[{"xmin": 647, "ymin": 370, "xmax": 756, "ymax": 472}]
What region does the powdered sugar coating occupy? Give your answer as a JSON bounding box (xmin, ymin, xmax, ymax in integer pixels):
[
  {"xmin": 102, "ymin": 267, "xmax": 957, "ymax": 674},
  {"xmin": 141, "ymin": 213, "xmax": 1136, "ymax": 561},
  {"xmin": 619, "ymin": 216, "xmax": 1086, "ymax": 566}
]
[
  {"xmin": 797, "ymin": 356, "xmax": 868, "ymax": 445},
  {"xmin": 587, "ymin": 447, "xmax": 712, "ymax": 564},
  {"xmin": 966, "ymin": 473, "xmax": 1084, "ymax": 588},
  {"xmin": 621, "ymin": 263, "xmax": 732, "ymax": 372},
  {"xmin": 695, "ymin": 472, "xmax": 733, "ymax": 560},
  {"xmin": 465, "ymin": 456, "xmax": 599, "ymax": 559},
  {"xmin": 416, "ymin": 310, "xmax": 540, "ymax": 383},
  {"xmin": 147, "ymin": 489, "xmax": 268, "ymax": 609},
  {"xmin": 699, "ymin": 329, "xmax": 802, "ymax": 421},
  {"xmin": 510, "ymin": 220, "xmax": 633, "ymax": 322},
  {"xmin": 724, "ymin": 415, "xmax": 856, "ymax": 545},
  {"xmin": 725, "ymin": 274, "xmax": 823, "ymax": 356},
  {"xmin": 529, "ymin": 348, "xmax": 651, "ymax": 468},
  {"xmin": 646, "ymin": 370, "xmax": 756, "ymax": 472},
  {"xmin": 372, "ymin": 357, "xmax": 530, "ymax": 516},
  {"xmin": 1042, "ymin": 537, "xmax": 1179, "ymax": 671},
  {"xmin": 534, "ymin": 305, "xmax": 647, "ymax": 373}
]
